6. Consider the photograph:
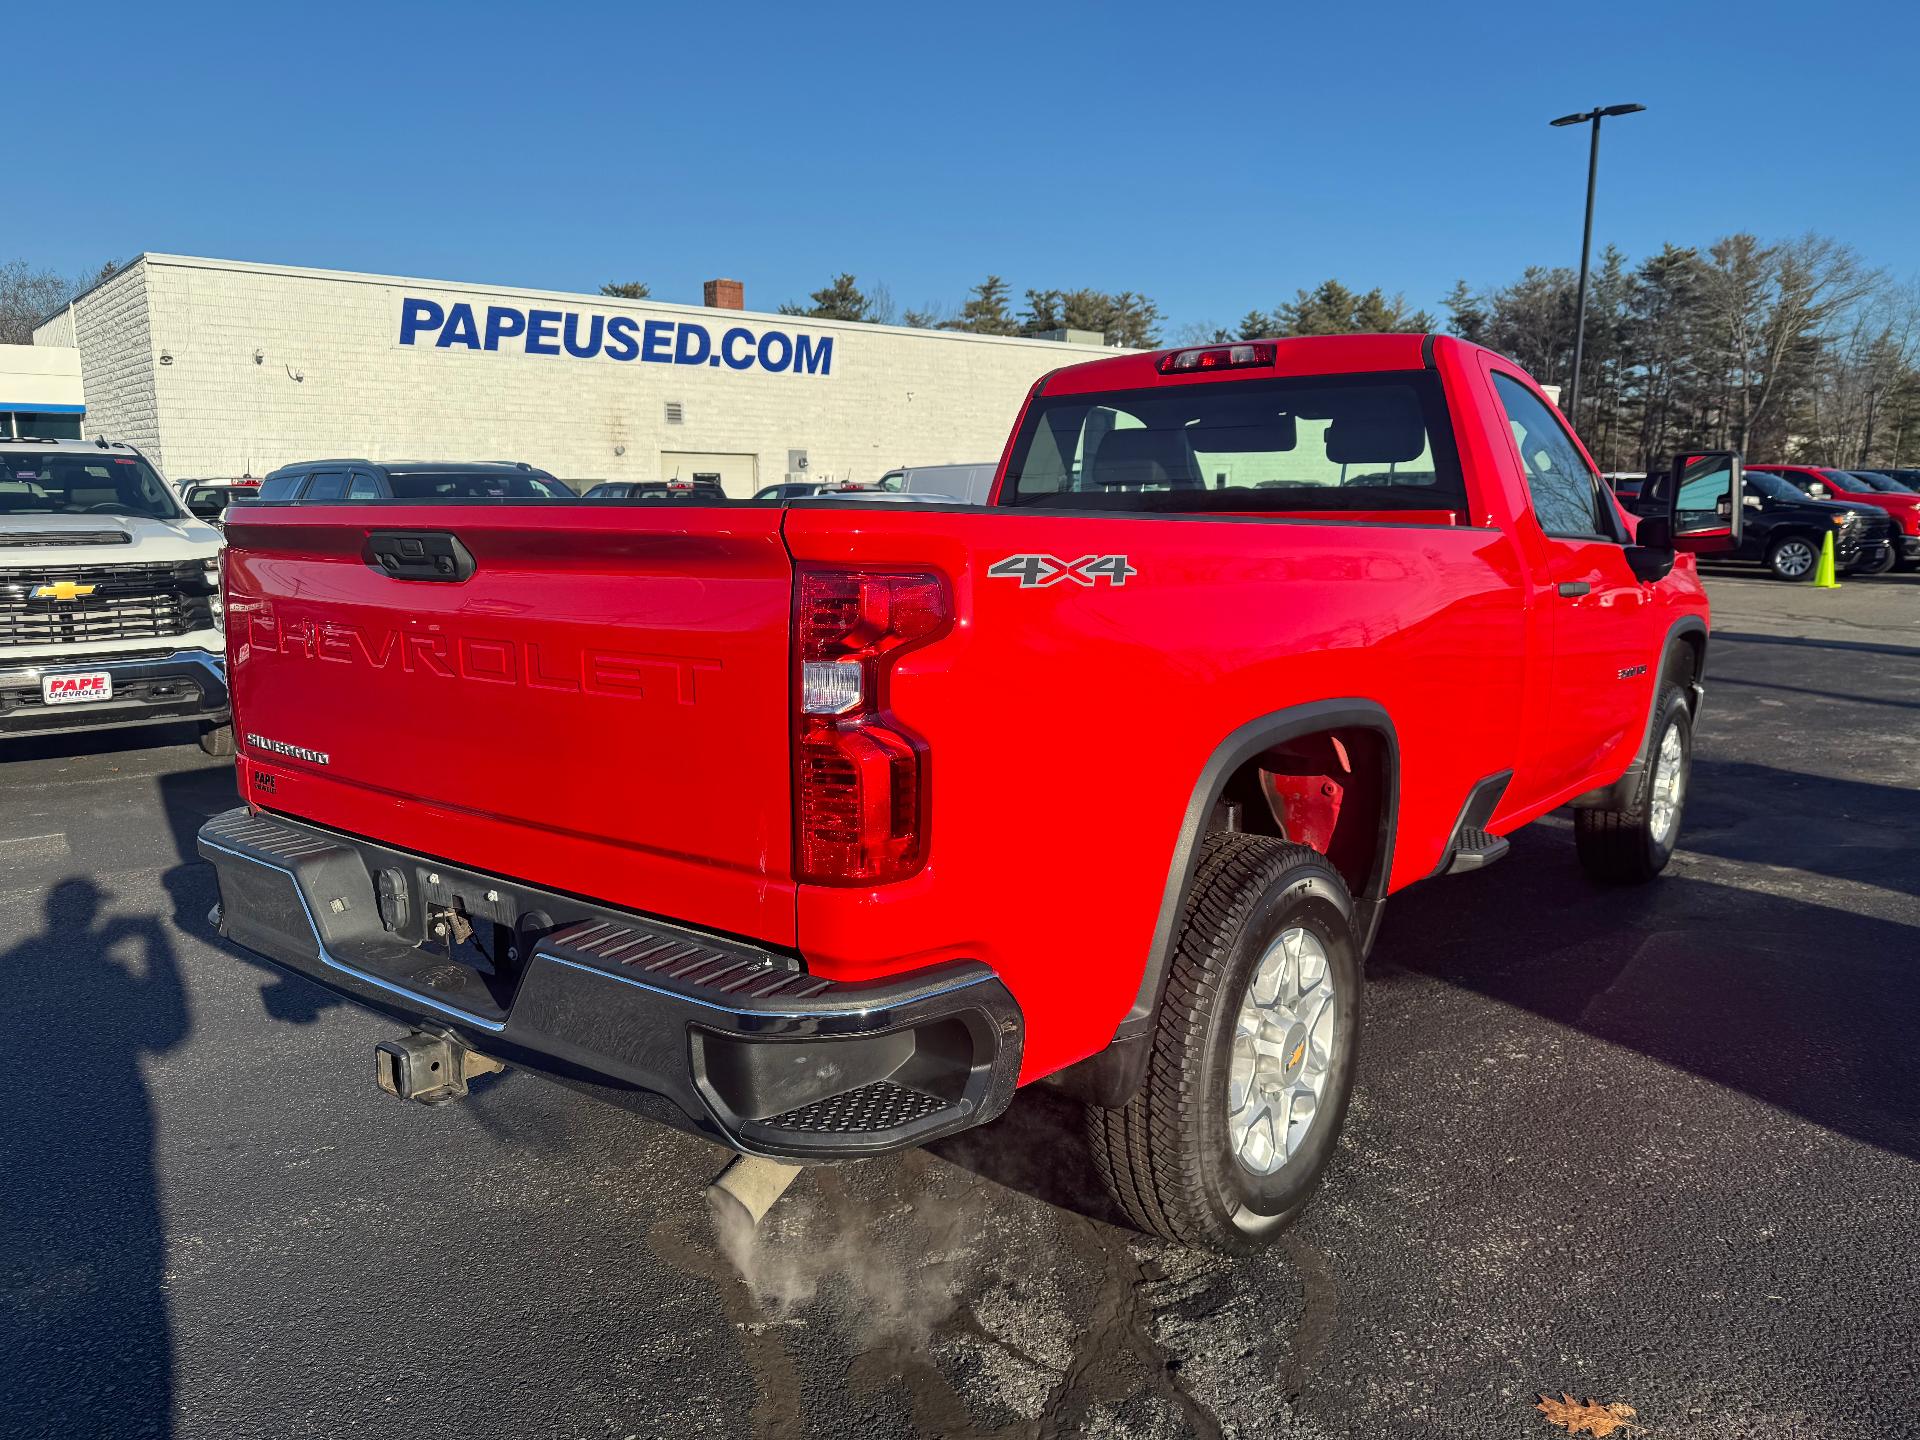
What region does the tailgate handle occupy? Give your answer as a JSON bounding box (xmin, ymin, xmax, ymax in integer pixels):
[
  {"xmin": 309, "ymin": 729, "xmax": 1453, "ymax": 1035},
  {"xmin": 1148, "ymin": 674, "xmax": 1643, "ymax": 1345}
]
[{"xmin": 365, "ymin": 531, "xmax": 476, "ymax": 583}]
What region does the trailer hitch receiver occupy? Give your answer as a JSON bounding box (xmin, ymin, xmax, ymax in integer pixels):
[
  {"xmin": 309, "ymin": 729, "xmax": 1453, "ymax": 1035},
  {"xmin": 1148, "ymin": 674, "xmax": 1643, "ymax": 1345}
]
[{"xmin": 374, "ymin": 1030, "xmax": 505, "ymax": 1104}]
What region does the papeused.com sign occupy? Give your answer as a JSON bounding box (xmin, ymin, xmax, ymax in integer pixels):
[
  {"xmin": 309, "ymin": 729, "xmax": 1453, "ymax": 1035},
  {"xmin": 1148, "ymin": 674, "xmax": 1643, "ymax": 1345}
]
[{"xmin": 397, "ymin": 296, "xmax": 834, "ymax": 376}]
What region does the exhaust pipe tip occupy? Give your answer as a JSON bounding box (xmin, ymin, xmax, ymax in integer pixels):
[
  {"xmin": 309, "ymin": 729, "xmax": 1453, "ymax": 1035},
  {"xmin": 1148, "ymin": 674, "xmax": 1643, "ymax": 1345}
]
[{"xmin": 706, "ymin": 1153, "xmax": 804, "ymax": 1229}]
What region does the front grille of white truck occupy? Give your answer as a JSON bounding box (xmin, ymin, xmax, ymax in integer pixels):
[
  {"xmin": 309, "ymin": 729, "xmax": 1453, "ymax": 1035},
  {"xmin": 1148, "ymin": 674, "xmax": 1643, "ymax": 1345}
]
[{"xmin": 0, "ymin": 562, "xmax": 213, "ymax": 646}]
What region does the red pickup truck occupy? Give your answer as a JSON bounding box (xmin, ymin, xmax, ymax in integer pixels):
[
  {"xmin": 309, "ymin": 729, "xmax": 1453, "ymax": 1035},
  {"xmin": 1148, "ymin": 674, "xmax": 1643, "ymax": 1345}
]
[{"xmin": 200, "ymin": 334, "xmax": 1742, "ymax": 1252}]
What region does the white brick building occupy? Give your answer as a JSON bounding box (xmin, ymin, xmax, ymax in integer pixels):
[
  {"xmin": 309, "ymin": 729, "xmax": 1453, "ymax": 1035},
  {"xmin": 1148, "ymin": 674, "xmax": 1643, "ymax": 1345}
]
[{"xmin": 32, "ymin": 255, "xmax": 1111, "ymax": 494}]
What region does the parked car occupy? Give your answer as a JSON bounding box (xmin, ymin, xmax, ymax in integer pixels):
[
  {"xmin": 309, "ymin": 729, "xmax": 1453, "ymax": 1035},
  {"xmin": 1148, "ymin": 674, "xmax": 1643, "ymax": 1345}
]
[
  {"xmin": 872, "ymin": 463, "xmax": 999, "ymax": 504},
  {"xmin": 0, "ymin": 437, "xmax": 229, "ymax": 751},
  {"xmin": 181, "ymin": 478, "xmax": 262, "ymax": 527},
  {"xmin": 1747, "ymin": 465, "xmax": 1917, "ymax": 572},
  {"xmin": 257, "ymin": 460, "xmax": 574, "ymax": 502},
  {"xmin": 200, "ymin": 333, "xmax": 1740, "ymax": 1253},
  {"xmin": 1603, "ymin": 472, "xmax": 1648, "ymax": 503},
  {"xmin": 751, "ymin": 480, "xmax": 884, "ymax": 500},
  {"xmin": 1694, "ymin": 467, "xmax": 1892, "ymax": 579},
  {"xmin": 584, "ymin": 480, "xmax": 730, "ymax": 503},
  {"xmin": 1859, "ymin": 467, "xmax": 1920, "ymax": 491}
]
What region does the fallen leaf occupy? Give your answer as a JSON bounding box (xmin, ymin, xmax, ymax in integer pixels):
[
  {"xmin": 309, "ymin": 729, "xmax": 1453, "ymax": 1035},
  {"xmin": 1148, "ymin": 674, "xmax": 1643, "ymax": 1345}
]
[{"xmin": 1535, "ymin": 1392, "xmax": 1644, "ymax": 1437}]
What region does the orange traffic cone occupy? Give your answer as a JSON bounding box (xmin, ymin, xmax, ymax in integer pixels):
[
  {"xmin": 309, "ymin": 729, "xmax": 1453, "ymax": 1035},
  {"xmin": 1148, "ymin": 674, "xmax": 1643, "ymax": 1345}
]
[{"xmin": 1812, "ymin": 533, "xmax": 1840, "ymax": 589}]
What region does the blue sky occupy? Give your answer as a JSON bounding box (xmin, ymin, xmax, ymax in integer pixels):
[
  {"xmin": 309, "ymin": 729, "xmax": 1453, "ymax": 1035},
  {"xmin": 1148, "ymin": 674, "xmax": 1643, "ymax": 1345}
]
[{"xmin": 12, "ymin": 0, "xmax": 1918, "ymax": 333}]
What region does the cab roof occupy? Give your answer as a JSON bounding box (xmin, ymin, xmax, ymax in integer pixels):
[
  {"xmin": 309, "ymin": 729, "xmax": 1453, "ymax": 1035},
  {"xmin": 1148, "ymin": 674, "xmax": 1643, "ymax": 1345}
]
[
  {"xmin": 264, "ymin": 459, "xmax": 551, "ymax": 477},
  {"xmin": 1038, "ymin": 333, "xmax": 1434, "ymax": 397}
]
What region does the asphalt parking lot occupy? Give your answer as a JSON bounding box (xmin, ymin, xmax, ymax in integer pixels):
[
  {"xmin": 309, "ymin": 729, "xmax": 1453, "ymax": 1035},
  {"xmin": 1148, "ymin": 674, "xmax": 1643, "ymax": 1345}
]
[{"xmin": 2, "ymin": 571, "xmax": 1916, "ymax": 1440}]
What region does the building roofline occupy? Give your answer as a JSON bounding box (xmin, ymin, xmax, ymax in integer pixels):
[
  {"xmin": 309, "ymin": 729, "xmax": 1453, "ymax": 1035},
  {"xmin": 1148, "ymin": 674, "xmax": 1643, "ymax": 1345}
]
[
  {"xmin": 63, "ymin": 253, "xmax": 1119, "ymax": 355},
  {"xmin": 33, "ymin": 255, "xmax": 144, "ymax": 331}
]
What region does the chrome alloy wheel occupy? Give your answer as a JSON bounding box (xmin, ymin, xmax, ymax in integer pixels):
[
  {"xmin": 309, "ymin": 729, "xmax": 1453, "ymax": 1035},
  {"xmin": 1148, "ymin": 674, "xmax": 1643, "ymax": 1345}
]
[
  {"xmin": 1649, "ymin": 719, "xmax": 1686, "ymax": 845},
  {"xmin": 1227, "ymin": 927, "xmax": 1337, "ymax": 1176},
  {"xmin": 1775, "ymin": 538, "xmax": 1816, "ymax": 578}
]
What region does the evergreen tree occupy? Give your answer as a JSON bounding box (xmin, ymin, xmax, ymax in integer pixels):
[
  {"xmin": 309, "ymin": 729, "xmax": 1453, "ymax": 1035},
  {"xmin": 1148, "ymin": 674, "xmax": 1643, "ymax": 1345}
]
[
  {"xmin": 780, "ymin": 273, "xmax": 876, "ymax": 322},
  {"xmin": 1018, "ymin": 287, "xmax": 1161, "ymax": 347},
  {"xmin": 941, "ymin": 275, "xmax": 1019, "ymax": 336},
  {"xmin": 1271, "ymin": 280, "xmax": 1433, "ymax": 337},
  {"xmin": 1237, "ymin": 310, "xmax": 1275, "ymax": 341},
  {"xmin": 598, "ymin": 281, "xmax": 651, "ymax": 299}
]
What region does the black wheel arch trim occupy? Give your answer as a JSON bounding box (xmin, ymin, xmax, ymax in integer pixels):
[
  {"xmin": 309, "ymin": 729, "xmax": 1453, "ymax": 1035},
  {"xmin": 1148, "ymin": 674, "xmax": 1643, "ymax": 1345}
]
[
  {"xmin": 1049, "ymin": 699, "xmax": 1399, "ymax": 1108},
  {"xmin": 1569, "ymin": 615, "xmax": 1707, "ymax": 812}
]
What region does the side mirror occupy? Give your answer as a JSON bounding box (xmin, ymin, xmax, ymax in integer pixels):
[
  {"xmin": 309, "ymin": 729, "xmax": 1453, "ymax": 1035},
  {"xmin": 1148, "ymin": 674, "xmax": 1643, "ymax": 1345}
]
[
  {"xmin": 1625, "ymin": 514, "xmax": 1674, "ymax": 581},
  {"xmin": 1743, "ymin": 494, "xmax": 1763, "ymax": 509},
  {"xmin": 1643, "ymin": 450, "xmax": 1743, "ymax": 559}
]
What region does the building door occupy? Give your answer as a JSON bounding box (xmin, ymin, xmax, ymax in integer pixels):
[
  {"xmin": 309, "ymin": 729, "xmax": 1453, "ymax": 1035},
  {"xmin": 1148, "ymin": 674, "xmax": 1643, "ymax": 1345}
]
[{"xmin": 660, "ymin": 451, "xmax": 758, "ymax": 499}]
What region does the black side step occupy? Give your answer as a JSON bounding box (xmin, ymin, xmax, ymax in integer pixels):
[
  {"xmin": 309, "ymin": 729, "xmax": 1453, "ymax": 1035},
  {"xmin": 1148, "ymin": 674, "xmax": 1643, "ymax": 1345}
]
[
  {"xmin": 1432, "ymin": 770, "xmax": 1514, "ymax": 878},
  {"xmin": 1444, "ymin": 828, "xmax": 1510, "ymax": 874}
]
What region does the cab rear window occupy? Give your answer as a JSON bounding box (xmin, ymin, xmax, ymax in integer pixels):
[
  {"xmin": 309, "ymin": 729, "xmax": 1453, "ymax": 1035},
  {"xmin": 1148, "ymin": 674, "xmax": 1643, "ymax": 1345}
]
[
  {"xmin": 385, "ymin": 471, "xmax": 570, "ymax": 500},
  {"xmin": 999, "ymin": 373, "xmax": 1464, "ymax": 517}
]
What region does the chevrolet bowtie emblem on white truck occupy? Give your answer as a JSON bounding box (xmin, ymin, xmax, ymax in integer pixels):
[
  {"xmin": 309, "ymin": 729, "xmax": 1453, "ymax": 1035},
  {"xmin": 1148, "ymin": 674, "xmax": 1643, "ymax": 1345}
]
[{"xmin": 33, "ymin": 581, "xmax": 97, "ymax": 601}]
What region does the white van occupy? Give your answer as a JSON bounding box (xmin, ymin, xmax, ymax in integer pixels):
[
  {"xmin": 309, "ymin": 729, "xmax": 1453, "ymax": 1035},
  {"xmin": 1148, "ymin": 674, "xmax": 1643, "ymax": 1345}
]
[{"xmin": 872, "ymin": 463, "xmax": 998, "ymax": 504}]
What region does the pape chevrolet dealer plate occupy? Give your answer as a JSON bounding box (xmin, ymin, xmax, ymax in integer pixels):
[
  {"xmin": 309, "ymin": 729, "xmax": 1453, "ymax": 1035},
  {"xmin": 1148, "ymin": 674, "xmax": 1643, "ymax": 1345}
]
[{"xmin": 43, "ymin": 671, "xmax": 113, "ymax": 705}]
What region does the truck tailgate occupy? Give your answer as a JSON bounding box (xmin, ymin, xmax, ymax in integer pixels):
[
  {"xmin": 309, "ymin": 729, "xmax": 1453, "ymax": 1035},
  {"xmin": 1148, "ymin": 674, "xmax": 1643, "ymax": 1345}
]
[{"xmin": 222, "ymin": 504, "xmax": 797, "ymax": 947}]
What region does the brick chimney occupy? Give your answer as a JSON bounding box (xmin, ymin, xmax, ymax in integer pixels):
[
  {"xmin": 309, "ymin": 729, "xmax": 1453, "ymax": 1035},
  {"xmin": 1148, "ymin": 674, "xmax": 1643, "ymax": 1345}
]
[{"xmin": 704, "ymin": 278, "xmax": 744, "ymax": 311}]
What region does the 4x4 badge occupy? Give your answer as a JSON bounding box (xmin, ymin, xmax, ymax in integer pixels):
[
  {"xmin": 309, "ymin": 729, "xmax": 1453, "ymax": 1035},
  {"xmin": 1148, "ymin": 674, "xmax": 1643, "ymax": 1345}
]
[{"xmin": 987, "ymin": 554, "xmax": 1136, "ymax": 588}]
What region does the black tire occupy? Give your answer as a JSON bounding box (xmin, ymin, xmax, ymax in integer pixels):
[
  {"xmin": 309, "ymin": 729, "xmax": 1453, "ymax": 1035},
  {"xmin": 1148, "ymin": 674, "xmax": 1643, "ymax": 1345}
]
[
  {"xmin": 1853, "ymin": 545, "xmax": 1896, "ymax": 576},
  {"xmin": 1087, "ymin": 834, "xmax": 1361, "ymax": 1253},
  {"xmin": 198, "ymin": 722, "xmax": 235, "ymax": 757},
  {"xmin": 1574, "ymin": 658, "xmax": 1694, "ymax": 885},
  {"xmin": 1765, "ymin": 533, "xmax": 1819, "ymax": 581}
]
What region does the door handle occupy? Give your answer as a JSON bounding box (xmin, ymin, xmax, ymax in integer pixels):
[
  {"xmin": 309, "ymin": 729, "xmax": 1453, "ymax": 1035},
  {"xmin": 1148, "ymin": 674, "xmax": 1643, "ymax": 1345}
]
[
  {"xmin": 365, "ymin": 531, "xmax": 476, "ymax": 582},
  {"xmin": 1557, "ymin": 581, "xmax": 1592, "ymax": 597}
]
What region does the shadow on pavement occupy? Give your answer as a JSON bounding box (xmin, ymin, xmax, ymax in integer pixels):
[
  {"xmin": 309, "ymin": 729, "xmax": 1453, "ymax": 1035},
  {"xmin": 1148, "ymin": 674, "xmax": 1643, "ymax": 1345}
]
[
  {"xmin": 1715, "ymin": 630, "xmax": 1920, "ymax": 661},
  {"xmin": 0, "ymin": 879, "xmax": 189, "ymax": 1439},
  {"xmin": 1376, "ymin": 828, "xmax": 1920, "ymax": 1165},
  {"xmin": 927, "ymin": 1076, "xmax": 1131, "ymax": 1229},
  {"xmin": 0, "ymin": 720, "xmax": 204, "ymax": 766},
  {"xmin": 154, "ymin": 768, "xmax": 344, "ymax": 1026},
  {"xmin": 1686, "ymin": 758, "xmax": 1919, "ymax": 899}
]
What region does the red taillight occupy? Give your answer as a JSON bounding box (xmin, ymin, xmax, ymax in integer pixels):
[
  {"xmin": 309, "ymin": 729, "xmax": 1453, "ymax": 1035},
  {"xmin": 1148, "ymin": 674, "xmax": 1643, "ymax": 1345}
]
[
  {"xmin": 794, "ymin": 567, "xmax": 949, "ymax": 885},
  {"xmin": 1156, "ymin": 342, "xmax": 1276, "ymax": 375}
]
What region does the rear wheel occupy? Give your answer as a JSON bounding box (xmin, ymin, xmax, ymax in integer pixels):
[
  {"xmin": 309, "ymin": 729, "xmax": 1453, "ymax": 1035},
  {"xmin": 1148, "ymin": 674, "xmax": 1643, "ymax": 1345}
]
[
  {"xmin": 1765, "ymin": 534, "xmax": 1818, "ymax": 581},
  {"xmin": 1087, "ymin": 835, "xmax": 1361, "ymax": 1253},
  {"xmin": 198, "ymin": 722, "xmax": 234, "ymax": 757},
  {"xmin": 1575, "ymin": 660, "xmax": 1693, "ymax": 884}
]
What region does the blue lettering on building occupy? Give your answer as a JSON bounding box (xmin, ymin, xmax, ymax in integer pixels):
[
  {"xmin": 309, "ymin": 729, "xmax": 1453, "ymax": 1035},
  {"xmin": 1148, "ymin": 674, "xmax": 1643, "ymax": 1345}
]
[{"xmin": 398, "ymin": 297, "xmax": 833, "ymax": 376}]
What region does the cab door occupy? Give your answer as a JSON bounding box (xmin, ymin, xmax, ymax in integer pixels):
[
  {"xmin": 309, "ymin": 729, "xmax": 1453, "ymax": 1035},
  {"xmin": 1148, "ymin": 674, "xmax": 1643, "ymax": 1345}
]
[{"xmin": 1486, "ymin": 369, "xmax": 1656, "ymax": 798}]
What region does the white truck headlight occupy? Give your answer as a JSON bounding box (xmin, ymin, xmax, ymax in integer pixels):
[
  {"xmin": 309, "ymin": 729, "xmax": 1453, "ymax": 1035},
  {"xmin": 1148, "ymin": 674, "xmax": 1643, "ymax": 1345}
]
[{"xmin": 205, "ymin": 556, "xmax": 225, "ymax": 629}]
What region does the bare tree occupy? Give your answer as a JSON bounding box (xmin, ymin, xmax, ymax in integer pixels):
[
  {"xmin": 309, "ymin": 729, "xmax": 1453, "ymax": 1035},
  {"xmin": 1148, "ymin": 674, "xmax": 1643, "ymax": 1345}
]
[{"xmin": 1, "ymin": 261, "xmax": 81, "ymax": 344}]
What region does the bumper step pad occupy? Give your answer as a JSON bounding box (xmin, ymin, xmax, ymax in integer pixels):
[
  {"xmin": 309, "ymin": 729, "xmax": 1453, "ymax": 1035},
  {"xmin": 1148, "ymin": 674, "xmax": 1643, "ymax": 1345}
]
[{"xmin": 764, "ymin": 1079, "xmax": 951, "ymax": 1134}]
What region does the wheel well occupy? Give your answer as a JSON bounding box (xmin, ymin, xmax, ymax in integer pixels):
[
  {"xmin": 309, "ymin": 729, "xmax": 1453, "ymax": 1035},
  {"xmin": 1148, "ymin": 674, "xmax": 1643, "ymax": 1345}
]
[
  {"xmin": 1674, "ymin": 630, "xmax": 1704, "ymax": 709},
  {"xmin": 1210, "ymin": 727, "xmax": 1389, "ymax": 901}
]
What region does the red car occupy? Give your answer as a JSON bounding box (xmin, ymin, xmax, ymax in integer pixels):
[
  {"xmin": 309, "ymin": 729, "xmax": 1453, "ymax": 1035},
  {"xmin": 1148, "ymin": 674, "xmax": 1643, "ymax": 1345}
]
[
  {"xmin": 199, "ymin": 334, "xmax": 1739, "ymax": 1251},
  {"xmin": 1747, "ymin": 464, "xmax": 1920, "ymax": 571}
]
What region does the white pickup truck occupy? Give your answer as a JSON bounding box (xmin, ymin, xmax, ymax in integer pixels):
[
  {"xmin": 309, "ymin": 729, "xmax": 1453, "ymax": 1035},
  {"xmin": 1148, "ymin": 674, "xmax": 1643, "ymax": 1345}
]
[{"xmin": 0, "ymin": 438, "xmax": 230, "ymax": 751}]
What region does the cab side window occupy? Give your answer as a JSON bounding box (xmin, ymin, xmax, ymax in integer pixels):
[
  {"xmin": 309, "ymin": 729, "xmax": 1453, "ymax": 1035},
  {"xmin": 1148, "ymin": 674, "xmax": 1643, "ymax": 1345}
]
[
  {"xmin": 347, "ymin": 471, "xmax": 381, "ymax": 499},
  {"xmin": 304, "ymin": 470, "xmax": 349, "ymax": 501},
  {"xmin": 1491, "ymin": 373, "xmax": 1611, "ymax": 539}
]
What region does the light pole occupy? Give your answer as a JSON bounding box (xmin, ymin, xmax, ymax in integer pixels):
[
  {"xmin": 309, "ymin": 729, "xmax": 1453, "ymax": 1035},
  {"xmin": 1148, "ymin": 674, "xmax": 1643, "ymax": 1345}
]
[{"xmin": 1549, "ymin": 102, "xmax": 1645, "ymax": 425}]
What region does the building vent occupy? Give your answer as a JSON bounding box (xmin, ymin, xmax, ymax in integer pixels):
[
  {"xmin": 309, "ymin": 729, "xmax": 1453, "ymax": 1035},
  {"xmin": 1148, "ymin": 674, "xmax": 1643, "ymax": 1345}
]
[{"xmin": 665, "ymin": 402, "xmax": 684, "ymax": 425}]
